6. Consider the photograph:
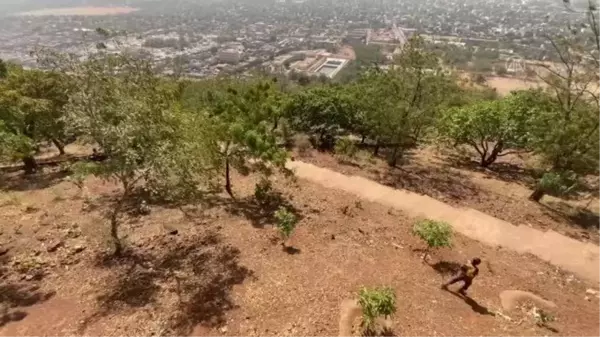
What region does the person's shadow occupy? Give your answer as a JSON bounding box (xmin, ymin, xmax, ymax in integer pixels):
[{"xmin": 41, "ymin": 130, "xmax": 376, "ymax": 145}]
[{"xmin": 442, "ymin": 288, "xmax": 495, "ymax": 316}]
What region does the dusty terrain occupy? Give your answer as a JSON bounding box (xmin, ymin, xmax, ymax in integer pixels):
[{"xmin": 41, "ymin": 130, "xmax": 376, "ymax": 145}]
[
  {"xmin": 299, "ymin": 146, "xmax": 600, "ymax": 246},
  {"xmin": 486, "ymin": 76, "xmax": 544, "ymax": 96},
  {"xmin": 0, "ymin": 148, "xmax": 599, "ymax": 336},
  {"xmin": 15, "ymin": 7, "xmax": 139, "ymax": 16}
]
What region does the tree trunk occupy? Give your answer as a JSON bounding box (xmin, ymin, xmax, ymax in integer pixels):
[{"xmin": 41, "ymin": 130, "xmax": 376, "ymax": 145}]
[
  {"xmin": 360, "ymin": 134, "xmax": 366, "ymax": 145},
  {"xmin": 529, "ymin": 188, "xmax": 545, "ymax": 202},
  {"xmin": 51, "ymin": 138, "xmax": 65, "ymax": 155},
  {"xmin": 225, "ymin": 157, "xmax": 233, "ymax": 198},
  {"xmin": 22, "ymin": 156, "xmax": 37, "ymax": 175},
  {"xmin": 373, "ymin": 139, "xmax": 380, "ymax": 156},
  {"xmin": 481, "ymin": 142, "xmax": 503, "ymax": 168},
  {"xmin": 110, "ymin": 192, "xmax": 128, "ymax": 256},
  {"xmin": 387, "ymin": 146, "xmax": 399, "ymax": 167}
]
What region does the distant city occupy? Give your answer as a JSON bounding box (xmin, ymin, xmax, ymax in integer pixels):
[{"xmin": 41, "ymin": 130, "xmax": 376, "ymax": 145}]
[{"xmin": 0, "ymin": 0, "xmax": 594, "ymax": 79}]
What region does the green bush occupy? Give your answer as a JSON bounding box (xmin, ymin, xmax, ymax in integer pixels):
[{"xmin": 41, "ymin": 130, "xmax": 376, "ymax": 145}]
[
  {"xmin": 274, "ymin": 206, "xmax": 298, "ymax": 240},
  {"xmin": 537, "ymin": 171, "xmax": 578, "ymax": 196},
  {"xmin": 334, "ymin": 137, "xmax": 358, "ymax": 159},
  {"xmin": 254, "ymin": 178, "xmax": 274, "ymax": 206},
  {"xmin": 358, "ymin": 287, "xmax": 396, "ymax": 334},
  {"xmin": 412, "ymin": 219, "xmax": 453, "ymax": 259}
]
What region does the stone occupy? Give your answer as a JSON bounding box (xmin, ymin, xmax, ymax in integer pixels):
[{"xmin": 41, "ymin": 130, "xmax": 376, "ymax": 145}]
[
  {"xmin": 71, "ymin": 244, "xmax": 86, "ymax": 254},
  {"xmin": 0, "ymin": 246, "xmax": 9, "ymax": 256},
  {"xmin": 164, "ymin": 224, "xmax": 179, "ymax": 235},
  {"xmin": 219, "ymin": 326, "xmax": 228, "ymax": 333},
  {"xmin": 46, "ymin": 240, "xmax": 63, "ymax": 253},
  {"xmin": 586, "ymin": 288, "xmax": 598, "ymax": 295}
]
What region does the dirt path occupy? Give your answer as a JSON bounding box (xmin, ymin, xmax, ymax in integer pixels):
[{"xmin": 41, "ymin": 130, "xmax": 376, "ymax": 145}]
[{"xmin": 287, "ymin": 161, "xmax": 600, "ymax": 283}]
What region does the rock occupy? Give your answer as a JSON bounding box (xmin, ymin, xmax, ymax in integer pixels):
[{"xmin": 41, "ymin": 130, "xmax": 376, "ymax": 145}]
[
  {"xmin": 65, "ymin": 228, "xmax": 81, "ymax": 239},
  {"xmin": 585, "ymin": 296, "xmax": 591, "ymax": 301},
  {"xmin": 219, "ymin": 326, "xmax": 228, "ymax": 333},
  {"xmin": 46, "ymin": 240, "xmax": 63, "ymax": 252},
  {"xmin": 24, "ymin": 274, "xmax": 34, "ymax": 281},
  {"xmin": 331, "ymin": 234, "xmax": 335, "ymax": 240},
  {"xmin": 0, "ymin": 246, "xmax": 9, "ymax": 256},
  {"xmin": 586, "ymin": 288, "xmax": 598, "ymax": 295},
  {"xmin": 164, "ymin": 224, "xmax": 179, "ymax": 235},
  {"xmin": 71, "ymin": 244, "xmax": 86, "ymax": 254}
]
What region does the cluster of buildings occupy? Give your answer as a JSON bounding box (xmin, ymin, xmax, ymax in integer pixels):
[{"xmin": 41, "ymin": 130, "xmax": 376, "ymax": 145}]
[
  {"xmin": 268, "ymin": 50, "xmax": 350, "ymax": 79},
  {"xmin": 0, "ymin": 0, "xmax": 590, "ymax": 78}
]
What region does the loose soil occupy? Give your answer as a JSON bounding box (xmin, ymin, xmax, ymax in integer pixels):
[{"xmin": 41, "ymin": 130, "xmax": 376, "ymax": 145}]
[
  {"xmin": 0, "ymin": 159, "xmax": 598, "ymax": 336},
  {"xmin": 298, "ymin": 147, "xmax": 600, "ymax": 246}
]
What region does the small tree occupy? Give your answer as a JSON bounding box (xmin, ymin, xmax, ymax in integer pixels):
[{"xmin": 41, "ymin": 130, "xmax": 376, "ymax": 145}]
[
  {"xmin": 412, "ymin": 219, "xmax": 453, "ymax": 261},
  {"xmin": 357, "ymin": 287, "xmax": 396, "ymax": 335},
  {"xmin": 334, "ymin": 137, "xmax": 358, "ymax": 161},
  {"xmin": 198, "ymin": 78, "xmax": 288, "ymax": 198},
  {"xmin": 286, "ymin": 85, "xmax": 356, "ymax": 150},
  {"xmin": 254, "ymin": 177, "xmax": 274, "ymax": 206},
  {"xmin": 0, "ymin": 64, "xmax": 75, "ymax": 172},
  {"xmin": 437, "ymin": 91, "xmax": 541, "ymax": 167},
  {"xmin": 65, "ymin": 53, "xmax": 217, "ymax": 255},
  {"xmin": 529, "ymin": 171, "xmax": 579, "ymax": 202},
  {"xmin": 274, "ymin": 206, "xmax": 297, "ymax": 245}
]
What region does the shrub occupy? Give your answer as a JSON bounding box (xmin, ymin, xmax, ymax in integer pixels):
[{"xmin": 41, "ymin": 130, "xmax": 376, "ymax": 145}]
[
  {"xmin": 412, "ymin": 219, "xmax": 453, "ymax": 260},
  {"xmin": 358, "ymin": 286, "xmax": 397, "ymax": 334},
  {"xmin": 274, "ymin": 206, "xmax": 298, "ymax": 241},
  {"xmin": 529, "ymin": 171, "xmax": 579, "ymax": 202},
  {"xmin": 295, "ymin": 135, "xmax": 312, "ymax": 157},
  {"xmin": 335, "ymin": 137, "xmax": 358, "ymax": 160},
  {"xmin": 538, "ymin": 171, "xmax": 578, "ymax": 196},
  {"xmin": 254, "ymin": 177, "xmax": 274, "ymax": 206}
]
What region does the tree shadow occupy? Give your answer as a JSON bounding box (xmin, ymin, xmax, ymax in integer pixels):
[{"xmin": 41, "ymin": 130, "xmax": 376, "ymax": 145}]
[
  {"xmin": 380, "ymin": 164, "xmax": 480, "ymax": 202},
  {"xmin": 443, "ymin": 288, "xmax": 494, "ymax": 316},
  {"xmin": 430, "ymin": 261, "xmax": 461, "ymax": 276},
  {"xmin": 542, "ymin": 201, "xmax": 600, "ymax": 231},
  {"xmin": 445, "ymin": 159, "xmax": 538, "ymax": 187},
  {"xmin": 361, "ymin": 326, "xmax": 397, "ymax": 337},
  {"xmin": 224, "ymin": 193, "xmax": 303, "ymax": 229},
  {"xmin": 79, "ymin": 232, "xmax": 253, "ymax": 335},
  {"xmin": 0, "ymin": 169, "xmax": 69, "ymax": 192},
  {"xmin": 0, "ymin": 283, "xmax": 56, "ymax": 327}
]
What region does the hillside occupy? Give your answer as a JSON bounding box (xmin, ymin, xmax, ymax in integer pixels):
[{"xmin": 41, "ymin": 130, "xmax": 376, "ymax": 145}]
[{"xmin": 0, "ymin": 147, "xmax": 598, "ymax": 336}]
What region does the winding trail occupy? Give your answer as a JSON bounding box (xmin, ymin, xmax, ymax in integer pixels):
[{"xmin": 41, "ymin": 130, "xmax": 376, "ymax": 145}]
[{"xmin": 287, "ymin": 161, "xmax": 600, "ymax": 283}]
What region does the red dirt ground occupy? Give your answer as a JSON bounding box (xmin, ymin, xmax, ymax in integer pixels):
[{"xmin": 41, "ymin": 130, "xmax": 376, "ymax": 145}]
[{"xmin": 0, "ymin": 163, "xmax": 598, "ymax": 336}]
